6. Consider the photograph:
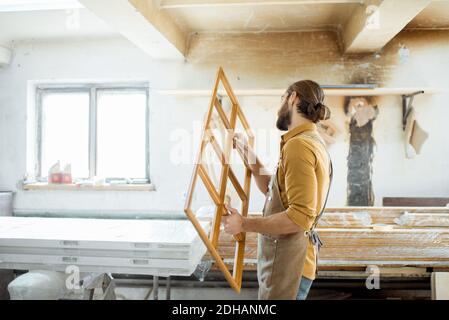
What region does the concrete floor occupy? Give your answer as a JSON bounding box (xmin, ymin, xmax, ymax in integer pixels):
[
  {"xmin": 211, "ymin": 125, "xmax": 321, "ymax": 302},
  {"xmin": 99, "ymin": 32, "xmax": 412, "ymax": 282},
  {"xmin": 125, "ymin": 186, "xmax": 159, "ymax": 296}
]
[{"xmin": 60, "ymin": 286, "xmax": 257, "ymax": 300}]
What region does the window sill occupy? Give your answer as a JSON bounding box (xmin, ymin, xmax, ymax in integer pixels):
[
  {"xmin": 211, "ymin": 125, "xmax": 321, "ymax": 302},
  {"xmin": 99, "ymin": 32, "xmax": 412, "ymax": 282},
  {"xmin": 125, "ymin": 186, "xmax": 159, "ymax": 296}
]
[{"xmin": 23, "ymin": 182, "xmax": 156, "ymax": 192}]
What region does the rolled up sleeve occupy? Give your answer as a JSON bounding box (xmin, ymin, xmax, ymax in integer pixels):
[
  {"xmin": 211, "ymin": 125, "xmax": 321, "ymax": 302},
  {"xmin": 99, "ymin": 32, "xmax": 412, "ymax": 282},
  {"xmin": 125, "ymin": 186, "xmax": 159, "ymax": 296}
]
[{"xmin": 282, "ymin": 139, "xmax": 317, "ymax": 231}]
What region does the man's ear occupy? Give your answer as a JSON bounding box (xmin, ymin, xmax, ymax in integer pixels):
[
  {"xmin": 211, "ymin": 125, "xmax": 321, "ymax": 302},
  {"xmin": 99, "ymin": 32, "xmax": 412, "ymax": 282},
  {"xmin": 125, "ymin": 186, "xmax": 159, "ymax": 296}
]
[{"xmin": 288, "ymin": 91, "xmax": 299, "ymax": 108}]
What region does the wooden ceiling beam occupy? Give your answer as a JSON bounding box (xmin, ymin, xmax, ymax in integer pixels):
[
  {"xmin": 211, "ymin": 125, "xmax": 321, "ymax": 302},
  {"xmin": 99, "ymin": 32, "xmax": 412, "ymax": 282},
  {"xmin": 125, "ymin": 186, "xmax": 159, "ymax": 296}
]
[
  {"xmin": 159, "ymin": 0, "xmax": 364, "ymax": 9},
  {"xmin": 342, "ymin": 0, "xmax": 431, "ymax": 53},
  {"xmin": 79, "ymin": 0, "xmax": 187, "ymax": 59}
]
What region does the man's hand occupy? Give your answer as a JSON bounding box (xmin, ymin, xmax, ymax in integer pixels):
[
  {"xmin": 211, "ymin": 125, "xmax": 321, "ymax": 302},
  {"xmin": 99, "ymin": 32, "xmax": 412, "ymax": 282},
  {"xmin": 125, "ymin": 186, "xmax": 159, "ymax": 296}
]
[
  {"xmin": 222, "ymin": 205, "xmax": 244, "ymax": 235},
  {"xmin": 233, "ymin": 133, "xmax": 253, "ymax": 166},
  {"xmin": 233, "ymin": 132, "xmax": 249, "ymax": 150},
  {"xmin": 233, "ymin": 133, "xmax": 271, "ymax": 195}
]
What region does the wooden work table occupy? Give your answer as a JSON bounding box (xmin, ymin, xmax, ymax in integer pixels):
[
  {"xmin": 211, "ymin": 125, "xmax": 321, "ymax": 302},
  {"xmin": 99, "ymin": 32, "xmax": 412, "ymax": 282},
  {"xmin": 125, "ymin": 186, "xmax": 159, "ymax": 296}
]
[{"xmin": 0, "ymin": 217, "xmax": 209, "ymax": 277}]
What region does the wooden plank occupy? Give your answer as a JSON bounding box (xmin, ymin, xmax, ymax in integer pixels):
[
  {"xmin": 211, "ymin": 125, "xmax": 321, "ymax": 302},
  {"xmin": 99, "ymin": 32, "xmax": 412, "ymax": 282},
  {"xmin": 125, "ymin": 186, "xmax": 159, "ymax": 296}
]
[
  {"xmin": 80, "ymin": 0, "xmax": 186, "ymax": 59},
  {"xmin": 377, "ymin": 267, "xmax": 429, "ymax": 277},
  {"xmin": 213, "ymin": 98, "xmax": 231, "ymax": 129},
  {"xmin": 232, "ymin": 121, "xmax": 254, "ymax": 286},
  {"xmin": 342, "ymin": 0, "xmax": 431, "ymax": 53},
  {"xmin": 157, "ymin": 87, "xmax": 442, "ymax": 97},
  {"xmin": 209, "ymin": 68, "xmax": 240, "ymax": 248},
  {"xmin": 185, "ymin": 208, "xmax": 240, "ymax": 292},
  {"xmin": 206, "ymin": 130, "xmax": 246, "ymax": 204},
  {"xmin": 393, "ymin": 213, "xmax": 449, "ymax": 228},
  {"xmin": 248, "ymin": 209, "xmax": 449, "ymax": 228},
  {"xmin": 432, "ymin": 272, "xmax": 449, "ymax": 300},
  {"xmin": 198, "ymin": 164, "xmax": 221, "ymax": 205},
  {"xmin": 211, "ymin": 207, "xmax": 449, "ymax": 271},
  {"xmin": 207, "ymin": 99, "xmax": 245, "ymax": 243},
  {"xmin": 184, "ymin": 68, "xmax": 221, "ymax": 211},
  {"xmin": 236, "ymin": 104, "xmax": 255, "ymax": 139},
  {"xmin": 205, "ymin": 131, "xmax": 226, "ymax": 164},
  {"xmin": 210, "ymin": 101, "xmax": 238, "ymax": 247},
  {"xmin": 324, "ymin": 207, "xmax": 449, "ymax": 213},
  {"xmin": 233, "ymin": 235, "xmax": 246, "ymax": 288},
  {"xmin": 160, "ymin": 0, "xmax": 363, "ymax": 9},
  {"xmin": 215, "ymin": 231, "xmax": 449, "ymax": 267},
  {"xmin": 218, "ymin": 67, "xmax": 239, "ymax": 107},
  {"xmin": 318, "ymin": 228, "xmax": 449, "ymax": 263},
  {"xmin": 383, "ymin": 197, "xmax": 449, "ymax": 207},
  {"xmin": 228, "ymin": 169, "xmax": 247, "ymax": 202},
  {"xmin": 319, "ymin": 211, "xmax": 449, "ymax": 228},
  {"xmin": 316, "ymin": 267, "xmax": 430, "ymax": 279}
]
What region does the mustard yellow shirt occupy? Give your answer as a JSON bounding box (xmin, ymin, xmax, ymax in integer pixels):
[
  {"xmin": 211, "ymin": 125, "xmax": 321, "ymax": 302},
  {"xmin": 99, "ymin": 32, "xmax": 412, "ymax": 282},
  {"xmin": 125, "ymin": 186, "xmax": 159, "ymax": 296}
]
[{"xmin": 277, "ymin": 122, "xmax": 331, "ymax": 280}]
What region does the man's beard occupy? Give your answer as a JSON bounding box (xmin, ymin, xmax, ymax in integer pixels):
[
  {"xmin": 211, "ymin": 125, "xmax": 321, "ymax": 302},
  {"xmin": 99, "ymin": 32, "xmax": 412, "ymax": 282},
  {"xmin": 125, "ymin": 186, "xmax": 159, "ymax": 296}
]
[{"xmin": 276, "ymin": 107, "xmax": 291, "ymax": 131}]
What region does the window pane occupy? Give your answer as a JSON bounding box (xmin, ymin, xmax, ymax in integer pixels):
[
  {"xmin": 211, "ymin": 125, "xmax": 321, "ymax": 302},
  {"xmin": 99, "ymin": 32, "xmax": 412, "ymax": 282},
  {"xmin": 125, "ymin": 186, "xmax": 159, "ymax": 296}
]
[
  {"xmin": 97, "ymin": 90, "xmax": 147, "ymax": 179},
  {"xmin": 41, "ymin": 91, "xmax": 90, "ymax": 179}
]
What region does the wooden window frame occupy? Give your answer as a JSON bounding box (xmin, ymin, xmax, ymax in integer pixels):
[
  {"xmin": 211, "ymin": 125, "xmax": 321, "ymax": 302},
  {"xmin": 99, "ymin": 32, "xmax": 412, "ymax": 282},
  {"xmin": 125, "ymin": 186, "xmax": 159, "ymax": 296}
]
[{"xmin": 184, "ymin": 68, "xmax": 254, "ymax": 292}]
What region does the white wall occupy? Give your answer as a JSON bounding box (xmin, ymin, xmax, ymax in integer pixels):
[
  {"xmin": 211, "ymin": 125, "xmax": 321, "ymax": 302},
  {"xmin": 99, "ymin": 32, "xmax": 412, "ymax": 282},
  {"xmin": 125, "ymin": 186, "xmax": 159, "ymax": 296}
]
[{"xmin": 0, "ymin": 31, "xmax": 448, "ymax": 215}]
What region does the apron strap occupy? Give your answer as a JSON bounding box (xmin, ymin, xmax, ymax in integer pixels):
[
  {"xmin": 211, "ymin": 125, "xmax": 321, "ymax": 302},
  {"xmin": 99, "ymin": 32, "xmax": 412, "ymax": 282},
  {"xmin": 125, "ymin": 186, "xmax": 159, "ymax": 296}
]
[
  {"xmin": 276, "ymin": 131, "xmax": 333, "ymax": 248},
  {"xmin": 299, "ymin": 132, "xmax": 334, "ymax": 276}
]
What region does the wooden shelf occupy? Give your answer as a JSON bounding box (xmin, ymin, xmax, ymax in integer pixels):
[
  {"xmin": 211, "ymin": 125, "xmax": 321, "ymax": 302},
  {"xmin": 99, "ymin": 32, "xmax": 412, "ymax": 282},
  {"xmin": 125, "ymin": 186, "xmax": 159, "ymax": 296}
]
[
  {"xmin": 23, "ymin": 182, "xmax": 156, "ymax": 192},
  {"xmin": 157, "ymin": 87, "xmax": 443, "ymax": 97}
]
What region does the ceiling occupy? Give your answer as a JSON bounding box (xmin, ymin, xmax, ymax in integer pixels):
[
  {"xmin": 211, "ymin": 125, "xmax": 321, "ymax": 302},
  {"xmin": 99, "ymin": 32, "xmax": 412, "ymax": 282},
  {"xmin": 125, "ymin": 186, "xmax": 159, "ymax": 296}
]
[
  {"xmin": 0, "ymin": 0, "xmax": 81, "ymax": 12},
  {"xmin": 160, "ymin": 0, "xmax": 449, "ymax": 34},
  {"xmin": 407, "ymin": 1, "xmax": 449, "ymax": 29},
  {"xmin": 162, "ymin": 3, "xmax": 360, "ymax": 34},
  {"xmin": 0, "ymin": 7, "xmax": 115, "ymax": 44},
  {"xmin": 0, "ymin": 0, "xmax": 448, "ymax": 46}
]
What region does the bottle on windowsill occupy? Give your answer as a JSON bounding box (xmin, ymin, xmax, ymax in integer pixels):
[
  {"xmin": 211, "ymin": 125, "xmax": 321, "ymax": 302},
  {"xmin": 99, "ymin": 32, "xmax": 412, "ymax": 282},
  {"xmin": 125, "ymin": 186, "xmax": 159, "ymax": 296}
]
[
  {"xmin": 62, "ymin": 164, "xmax": 72, "ymax": 184},
  {"xmin": 48, "ymin": 161, "xmax": 62, "ymax": 184}
]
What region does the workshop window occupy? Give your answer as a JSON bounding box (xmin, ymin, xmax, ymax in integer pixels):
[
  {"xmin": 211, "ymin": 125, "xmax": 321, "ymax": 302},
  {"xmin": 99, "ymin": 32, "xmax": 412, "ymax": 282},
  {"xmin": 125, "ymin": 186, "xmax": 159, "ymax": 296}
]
[{"xmin": 35, "ymin": 84, "xmax": 150, "ymax": 183}]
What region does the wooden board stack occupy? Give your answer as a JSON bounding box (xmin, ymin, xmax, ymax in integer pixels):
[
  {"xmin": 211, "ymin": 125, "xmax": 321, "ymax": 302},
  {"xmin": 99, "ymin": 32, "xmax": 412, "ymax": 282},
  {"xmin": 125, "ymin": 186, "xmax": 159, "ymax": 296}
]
[
  {"xmin": 0, "ymin": 217, "xmax": 209, "ymax": 277},
  {"xmin": 211, "ymin": 207, "xmax": 449, "ymax": 270}
]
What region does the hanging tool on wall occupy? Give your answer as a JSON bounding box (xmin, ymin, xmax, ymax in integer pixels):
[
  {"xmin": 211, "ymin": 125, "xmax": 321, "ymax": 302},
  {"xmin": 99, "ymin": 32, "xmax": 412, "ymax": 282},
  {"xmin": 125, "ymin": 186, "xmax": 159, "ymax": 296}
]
[{"xmin": 402, "ymin": 91, "xmax": 428, "ymax": 158}]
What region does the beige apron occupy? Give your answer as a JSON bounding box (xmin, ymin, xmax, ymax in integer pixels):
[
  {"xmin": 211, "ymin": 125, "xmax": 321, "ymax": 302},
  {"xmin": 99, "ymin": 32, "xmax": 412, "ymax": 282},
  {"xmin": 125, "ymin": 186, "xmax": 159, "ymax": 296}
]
[{"xmin": 257, "ymin": 132, "xmax": 333, "ymax": 300}]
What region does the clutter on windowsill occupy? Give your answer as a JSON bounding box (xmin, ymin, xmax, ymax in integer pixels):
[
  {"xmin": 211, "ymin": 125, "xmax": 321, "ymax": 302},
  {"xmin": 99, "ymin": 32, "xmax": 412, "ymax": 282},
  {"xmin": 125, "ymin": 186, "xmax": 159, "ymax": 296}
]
[
  {"xmin": 22, "ymin": 181, "xmax": 156, "ymax": 192},
  {"xmin": 48, "ymin": 162, "xmax": 72, "ymax": 184},
  {"xmin": 22, "ymin": 162, "xmax": 155, "ymax": 192}
]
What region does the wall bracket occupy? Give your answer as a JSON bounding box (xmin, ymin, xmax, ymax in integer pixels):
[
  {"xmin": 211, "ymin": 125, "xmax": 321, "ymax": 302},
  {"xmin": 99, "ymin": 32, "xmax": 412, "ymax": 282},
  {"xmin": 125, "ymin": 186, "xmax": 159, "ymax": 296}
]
[{"xmin": 402, "ymin": 91, "xmax": 424, "ymax": 130}]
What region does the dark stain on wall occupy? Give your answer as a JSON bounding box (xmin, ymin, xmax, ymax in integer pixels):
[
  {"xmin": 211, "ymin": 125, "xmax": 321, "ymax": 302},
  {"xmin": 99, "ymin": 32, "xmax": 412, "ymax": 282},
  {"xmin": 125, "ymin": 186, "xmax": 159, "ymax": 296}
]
[{"xmin": 346, "ymin": 97, "xmax": 378, "ymax": 206}]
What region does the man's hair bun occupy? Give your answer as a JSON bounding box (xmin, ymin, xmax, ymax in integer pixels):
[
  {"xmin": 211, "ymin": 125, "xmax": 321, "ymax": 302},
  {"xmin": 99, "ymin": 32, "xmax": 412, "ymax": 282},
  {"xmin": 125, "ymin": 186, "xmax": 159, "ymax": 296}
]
[
  {"xmin": 315, "ymin": 102, "xmax": 331, "ymax": 121},
  {"xmin": 299, "ymin": 100, "xmax": 331, "ymax": 123}
]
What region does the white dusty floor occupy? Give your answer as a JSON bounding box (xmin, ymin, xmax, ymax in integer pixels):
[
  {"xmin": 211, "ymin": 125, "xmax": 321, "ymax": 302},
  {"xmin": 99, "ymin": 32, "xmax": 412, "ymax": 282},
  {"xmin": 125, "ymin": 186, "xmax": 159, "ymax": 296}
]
[{"xmin": 62, "ymin": 286, "xmax": 258, "ymax": 300}]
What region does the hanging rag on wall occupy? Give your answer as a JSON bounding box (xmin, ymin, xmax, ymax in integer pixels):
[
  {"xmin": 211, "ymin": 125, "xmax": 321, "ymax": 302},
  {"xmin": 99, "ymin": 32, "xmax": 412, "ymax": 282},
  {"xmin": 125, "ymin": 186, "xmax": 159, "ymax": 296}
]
[
  {"xmin": 404, "ymin": 108, "xmax": 429, "ymax": 159},
  {"xmin": 317, "ymin": 119, "xmax": 342, "ymax": 145}
]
